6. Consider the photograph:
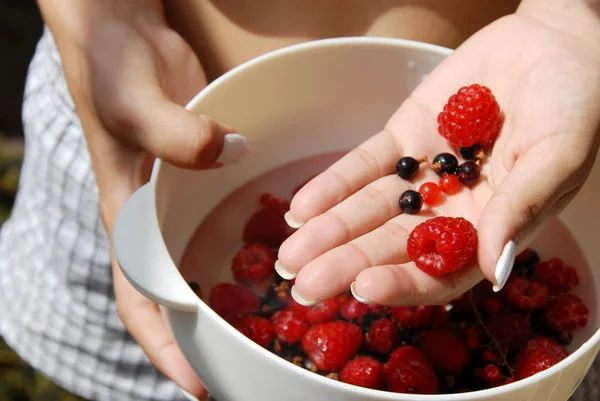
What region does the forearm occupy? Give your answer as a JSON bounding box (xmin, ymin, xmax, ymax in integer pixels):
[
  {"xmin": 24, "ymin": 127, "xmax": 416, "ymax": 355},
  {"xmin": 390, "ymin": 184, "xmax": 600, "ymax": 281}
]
[{"xmin": 517, "ymin": 0, "xmax": 600, "ymax": 42}]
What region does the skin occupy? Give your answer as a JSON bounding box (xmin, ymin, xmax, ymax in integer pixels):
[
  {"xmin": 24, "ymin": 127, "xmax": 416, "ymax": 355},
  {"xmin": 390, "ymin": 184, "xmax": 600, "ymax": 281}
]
[
  {"xmin": 35, "ymin": 0, "xmax": 600, "ymax": 398},
  {"xmin": 280, "ymin": 8, "xmax": 600, "ymax": 306}
]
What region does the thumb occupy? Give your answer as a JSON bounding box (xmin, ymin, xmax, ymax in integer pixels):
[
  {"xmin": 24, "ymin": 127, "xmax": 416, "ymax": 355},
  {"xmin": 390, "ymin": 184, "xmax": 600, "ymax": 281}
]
[
  {"xmin": 477, "ymin": 133, "xmax": 595, "ymax": 291},
  {"xmin": 115, "ymin": 89, "xmax": 249, "ymax": 169}
]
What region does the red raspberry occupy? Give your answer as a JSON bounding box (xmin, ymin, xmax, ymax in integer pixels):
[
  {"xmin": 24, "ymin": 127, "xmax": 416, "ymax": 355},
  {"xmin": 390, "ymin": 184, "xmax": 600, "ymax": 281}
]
[
  {"xmin": 544, "ymin": 294, "xmax": 589, "ymax": 331},
  {"xmin": 340, "ymin": 297, "xmax": 369, "ymax": 322},
  {"xmin": 407, "ymin": 217, "xmax": 478, "ymax": 276},
  {"xmin": 367, "ymin": 303, "xmax": 387, "ymax": 316},
  {"xmin": 339, "ymin": 357, "xmax": 385, "ymax": 390},
  {"xmin": 533, "ymin": 258, "xmax": 579, "ymax": 295},
  {"xmin": 481, "ymin": 364, "xmax": 502, "ymax": 385},
  {"xmin": 390, "ymin": 305, "xmax": 438, "ymax": 329},
  {"xmin": 242, "ymin": 193, "xmax": 292, "ymax": 248},
  {"xmin": 271, "ymin": 310, "xmax": 308, "ymax": 344},
  {"xmin": 302, "ymin": 321, "xmax": 363, "ymax": 371},
  {"xmin": 486, "ymin": 312, "xmax": 532, "ymax": 351},
  {"xmin": 208, "ymin": 283, "xmax": 261, "ymax": 322},
  {"xmin": 233, "ymin": 315, "xmax": 274, "ymax": 348},
  {"xmin": 305, "ymin": 297, "xmax": 340, "ymax": 325},
  {"xmin": 437, "ymin": 84, "xmax": 502, "ymax": 147},
  {"xmin": 231, "ymin": 243, "xmax": 276, "ymax": 285},
  {"xmin": 287, "ymin": 296, "xmax": 310, "ymax": 316},
  {"xmin": 419, "ymin": 330, "xmax": 470, "ymax": 373},
  {"xmin": 515, "ymin": 337, "xmax": 569, "ymax": 379},
  {"xmin": 367, "ymin": 318, "xmax": 399, "ymax": 354},
  {"xmin": 501, "ymin": 276, "xmax": 550, "ymax": 312},
  {"xmin": 384, "ymin": 346, "xmax": 439, "ymax": 394},
  {"xmin": 484, "ymin": 298, "xmax": 504, "ymax": 314}
]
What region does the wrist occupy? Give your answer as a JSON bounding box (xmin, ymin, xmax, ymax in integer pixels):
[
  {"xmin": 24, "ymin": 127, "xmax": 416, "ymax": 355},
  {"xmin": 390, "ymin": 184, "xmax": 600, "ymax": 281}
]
[{"xmin": 517, "ymin": 0, "xmax": 600, "ymax": 43}]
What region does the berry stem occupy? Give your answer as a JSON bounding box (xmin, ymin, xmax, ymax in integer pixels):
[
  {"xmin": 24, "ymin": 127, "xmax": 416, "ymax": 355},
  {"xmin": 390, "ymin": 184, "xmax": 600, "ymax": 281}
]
[{"xmin": 468, "ymin": 290, "xmax": 515, "ymax": 378}]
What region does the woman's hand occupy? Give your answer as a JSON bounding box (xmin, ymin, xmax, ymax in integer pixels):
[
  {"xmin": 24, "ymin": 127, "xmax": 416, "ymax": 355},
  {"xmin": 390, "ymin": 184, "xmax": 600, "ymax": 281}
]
[
  {"xmin": 277, "ymin": 0, "xmax": 600, "ymax": 307},
  {"xmin": 38, "ymin": 1, "xmax": 248, "ymax": 398}
]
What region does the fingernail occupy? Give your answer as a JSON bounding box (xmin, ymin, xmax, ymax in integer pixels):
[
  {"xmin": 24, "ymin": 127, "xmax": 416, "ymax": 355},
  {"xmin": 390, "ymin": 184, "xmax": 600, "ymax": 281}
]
[
  {"xmin": 291, "ymin": 285, "xmax": 319, "ymax": 306},
  {"xmin": 275, "ymin": 260, "xmax": 297, "ymax": 280},
  {"xmin": 180, "ymin": 389, "xmax": 200, "ymax": 401},
  {"xmin": 284, "ymin": 211, "xmax": 304, "ymax": 229},
  {"xmin": 216, "ymin": 133, "xmax": 249, "ymax": 164},
  {"xmin": 350, "ymin": 281, "xmax": 373, "ymax": 304},
  {"xmin": 493, "ymin": 240, "xmax": 517, "ymax": 292}
]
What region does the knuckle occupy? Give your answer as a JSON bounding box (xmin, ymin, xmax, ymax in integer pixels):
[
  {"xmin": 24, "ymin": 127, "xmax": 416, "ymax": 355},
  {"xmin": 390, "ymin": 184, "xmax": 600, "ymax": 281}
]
[
  {"xmin": 346, "ymin": 242, "xmax": 374, "ymax": 267},
  {"xmin": 435, "ymin": 290, "xmax": 461, "ymax": 305},
  {"xmin": 386, "ymin": 266, "xmax": 421, "ymax": 305},
  {"xmin": 354, "ymin": 146, "xmax": 383, "ymax": 179},
  {"xmin": 96, "ymin": 96, "xmax": 142, "ymax": 137},
  {"xmin": 362, "ymin": 185, "xmax": 394, "ymax": 219},
  {"xmin": 324, "ymin": 211, "xmax": 351, "ymax": 243},
  {"xmin": 187, "ymin": 115, "xmax": 217, "ymax": 166},
  {"xmin": 327, "ymin": 169, "xmax": 352, "ymax": 198},
  {"xmin": 381, "ymin": 220, "xmax": 409, "ymax": 243}
]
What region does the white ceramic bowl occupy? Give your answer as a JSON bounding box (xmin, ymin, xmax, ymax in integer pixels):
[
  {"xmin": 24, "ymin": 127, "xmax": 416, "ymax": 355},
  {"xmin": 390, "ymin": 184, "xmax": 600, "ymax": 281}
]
[{"xmin": 112, "ymin": 37, "xmax": 600, "ymax": 401}]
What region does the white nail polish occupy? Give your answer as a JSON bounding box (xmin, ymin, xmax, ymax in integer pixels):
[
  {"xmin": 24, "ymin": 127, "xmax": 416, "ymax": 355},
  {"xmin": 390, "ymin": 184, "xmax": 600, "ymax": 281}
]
[
  {"xmin": 216, "ymin": 133, "xmax": 249, "ymax": 164},
  {"xmin": 493, "ymin": 240, "xmax": 517, "ymax": 292},
  {"xmin": 350, "ymin": 282, "xmax": 373, "ymax": 304},
  {"xmin": 275, "ymin": 260, "xmax": 297, "ymax": 280},
  {"xmin": 291, "ymin": 285, "xmax": 319, "ymax": 306},
  {"xmin": 284, "ymin": 211, "xmax": 304, "ymax": 229},
  {"xmin": 180, "ymin": 389, "xmax": 200, "ymax": 401}
]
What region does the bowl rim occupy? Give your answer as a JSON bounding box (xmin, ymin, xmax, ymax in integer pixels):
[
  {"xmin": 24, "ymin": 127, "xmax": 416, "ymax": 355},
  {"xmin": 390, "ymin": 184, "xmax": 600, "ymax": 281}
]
[
  {"xmin": 150, "ymin": 36, "xmax": 453, "ymax": 180},
  {"xmin": 155, "ymin": 36, "xmax": 600, "ymax": 398}
]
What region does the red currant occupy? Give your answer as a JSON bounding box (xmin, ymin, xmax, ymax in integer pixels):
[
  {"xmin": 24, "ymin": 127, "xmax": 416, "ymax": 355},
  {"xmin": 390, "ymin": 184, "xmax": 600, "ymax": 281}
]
[
  {"xmin": 439, "ymin": 174, "xmax": 462, "ymax": 194},
  {"xmin": 419, "ymin": 182, "xmax": 442, "ymax": 205},
  {"xmin": 482, "ymin": 349, "xmax": 498, "ymax": 363},
  {"xmin": 482, "ymin": 364, "xmax": 502, "ymax": 385}
]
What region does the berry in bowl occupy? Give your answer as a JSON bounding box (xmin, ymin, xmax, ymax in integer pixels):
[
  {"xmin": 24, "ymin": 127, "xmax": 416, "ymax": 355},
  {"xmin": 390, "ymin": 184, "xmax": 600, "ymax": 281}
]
[{"xmin": 112, "ymin": 37, "xmax": 600, "ymax": 401}]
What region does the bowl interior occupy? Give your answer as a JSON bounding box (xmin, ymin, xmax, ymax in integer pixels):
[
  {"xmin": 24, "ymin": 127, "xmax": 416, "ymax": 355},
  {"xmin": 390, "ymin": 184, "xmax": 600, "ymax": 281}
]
[{"xmin": 154, "ymin": 37, "xmax": 599, "ymax": 357}]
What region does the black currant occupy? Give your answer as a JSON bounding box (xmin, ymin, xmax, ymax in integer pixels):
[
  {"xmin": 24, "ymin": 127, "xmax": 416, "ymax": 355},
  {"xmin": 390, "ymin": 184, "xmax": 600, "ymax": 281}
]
[
  {"xmin": 431, "ymin": 153, "xmax": 458, "ymax": 176},
  {"xmin": 456, "ymin": 161, "xmax": 481, "ymax": 186},
  {"xmin": 557, "ymin": 331, "xmax": 572, "ymax": 346},
  {"xmin": 396, "ymin": 157, "xmax": 420, "ymax": 180},
  {"xmin": 399, "ymin": 190, "xmax": 423, "ymax": 214},
  {"xmin": 460, "ymin": 144, "xmax": 485, "ymax": 161}
]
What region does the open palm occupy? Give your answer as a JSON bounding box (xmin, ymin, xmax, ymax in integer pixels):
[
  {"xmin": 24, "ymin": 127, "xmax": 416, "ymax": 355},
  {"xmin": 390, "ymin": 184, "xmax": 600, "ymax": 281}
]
[{"xmin": 277, "ymin": 14, "xmax": 600, "ymax": 306}]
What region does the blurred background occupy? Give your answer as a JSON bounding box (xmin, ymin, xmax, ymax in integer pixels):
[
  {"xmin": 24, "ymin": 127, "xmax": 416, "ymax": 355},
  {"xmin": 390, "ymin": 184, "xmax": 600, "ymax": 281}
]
[{"xmin": 0, "ymin": 0, "xmax": 43, "ymax": 224}]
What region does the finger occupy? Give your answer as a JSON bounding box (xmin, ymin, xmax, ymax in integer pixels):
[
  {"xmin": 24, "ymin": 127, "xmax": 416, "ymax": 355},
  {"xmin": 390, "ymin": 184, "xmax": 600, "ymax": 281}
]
[
  {"xmin": 112, "ymin": 253, "xmax": 207, "ymax": 399},
  {"xmin": 477, "ymin": 132, "xmax": 595, "ymax": 291},
  {"xmin": 291, "ymin": 213, "xmax": 430, "ymax": 305},
  {"xmin": 277, "ymin": 174, "xmax": 412, "ymax": 278},
  {"xmin": 288, "ymin": 98, "xmax": 438, "ymax": 226},
  {"xmin": 98, "ymin": 150, "xmax": 207, "ymax": 399},
  {"xmin": 351, "ymin": 262, "xmax": 483, "ymax": 306},
  {"xmin": 122, "ymin": 90, "xmax": 249, "ymax": 169}
]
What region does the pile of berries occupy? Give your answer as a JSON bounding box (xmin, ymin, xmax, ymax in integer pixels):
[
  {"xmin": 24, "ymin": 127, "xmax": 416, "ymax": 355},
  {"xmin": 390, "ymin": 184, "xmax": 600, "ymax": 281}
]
[
  {"xmin": 395, "ymin": 84, "xmax": 503, "ymax": 276},
  {"xmin": 189, "ymin": 189, "xmax": 589, "ymax": 395}
]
